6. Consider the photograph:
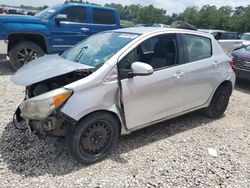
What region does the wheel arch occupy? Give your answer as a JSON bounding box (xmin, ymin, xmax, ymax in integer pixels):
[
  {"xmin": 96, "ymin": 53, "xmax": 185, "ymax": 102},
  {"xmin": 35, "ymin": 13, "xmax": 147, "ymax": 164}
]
[
  {"xmin": 206, "ymin": 79, "xmax": 233, "ymax": 106},
  {"xmin": 76, "ymin": 109, "xmax": 125, "ymax": 135},
  {"xmin": 7, "ymin": 32, "xmax": 48, "ymax": 53},
  {"xmin": 217, "ymin": 80, "xmax": 233, "ymax": 95}
]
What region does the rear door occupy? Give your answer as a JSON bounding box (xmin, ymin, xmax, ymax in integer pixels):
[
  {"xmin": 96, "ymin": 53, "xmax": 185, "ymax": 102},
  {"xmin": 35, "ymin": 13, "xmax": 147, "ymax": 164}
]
[
  {"xmin": 178, "ymin": 33, "xmax": 220, "ymax": 108},
  {"xmin": 49, "ymin": 6, "xmax": 89, "ymax": 53},
  {"xmin": 86, "ymin": 8, "xmax": 120, "ymax": 35}
]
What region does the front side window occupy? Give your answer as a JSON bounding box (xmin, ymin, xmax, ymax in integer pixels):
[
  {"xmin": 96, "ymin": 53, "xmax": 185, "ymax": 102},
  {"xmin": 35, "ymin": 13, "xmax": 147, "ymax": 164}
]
[
  {"xmin": 119, "ymin": 34, "xmax": 179, "ymax": 71},
  {"xmin": 61, "ymin": 32, "xmax": 139, "ymax": 67},
  {"xmin": 183, "ymin": 34, "xmax": 212, "ymax": 62},
  {"xmin": 93, "ymin": 8, "xmax": 116, "ymax": 25},
  {"xmin": 61, "ymin": 7, "xmax": 87, "ymax": 23}
]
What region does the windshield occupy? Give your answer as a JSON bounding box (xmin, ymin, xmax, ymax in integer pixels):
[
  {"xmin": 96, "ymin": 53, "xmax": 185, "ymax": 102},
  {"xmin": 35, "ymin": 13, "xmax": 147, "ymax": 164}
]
[
  {"xmin": 61, "ymin": 32, "xmax": 139, "ymax": 67},
  {"xmin": 35, "ymin": 5, "xmax": 61, "ymax": 19},
  {"xmin": 242, "ymin": 34, "xmax": 250, "ymax": 41}
]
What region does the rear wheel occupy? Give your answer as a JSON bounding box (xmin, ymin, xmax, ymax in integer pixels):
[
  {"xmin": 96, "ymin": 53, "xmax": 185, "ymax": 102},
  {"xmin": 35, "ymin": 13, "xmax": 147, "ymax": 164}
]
[
  {"xmin": 9, "ymin": 41, "xmax": 44, "ymax": 70},
  {"xmin": 66, "ymin": 112, "xmax": 120, "ymax": 164},
  {"xmin": 204, "ymin": 85, "xmax": 232, "ymax": 118}
]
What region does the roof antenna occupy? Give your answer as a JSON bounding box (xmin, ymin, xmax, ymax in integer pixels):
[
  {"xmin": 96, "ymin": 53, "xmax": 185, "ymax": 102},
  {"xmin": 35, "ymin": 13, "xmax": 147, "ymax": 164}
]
[{"xmin": 64, "ymin": 1, "xmax": 69, "ymax": 4}]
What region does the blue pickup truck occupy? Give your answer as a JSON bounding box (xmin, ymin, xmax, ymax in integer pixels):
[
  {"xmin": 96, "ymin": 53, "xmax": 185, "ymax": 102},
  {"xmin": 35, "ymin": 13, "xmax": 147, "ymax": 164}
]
[{"xmin": 0, "ymin": 2, "xmax": 121, "ymax": 69}]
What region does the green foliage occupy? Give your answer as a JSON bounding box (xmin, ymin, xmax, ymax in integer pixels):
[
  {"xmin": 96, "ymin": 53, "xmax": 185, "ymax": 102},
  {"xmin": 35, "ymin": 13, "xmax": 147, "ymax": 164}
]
[
  {"xmin": 105, "ymin": 3, "xmax": 167, "ymax": 24},
  {"xmin": 173, "ymin": 5, "xmax": 250, "ymax": 33},
  {"xmin": 120, "ymin": 20, "xmax": 134, "ymax": 27}
]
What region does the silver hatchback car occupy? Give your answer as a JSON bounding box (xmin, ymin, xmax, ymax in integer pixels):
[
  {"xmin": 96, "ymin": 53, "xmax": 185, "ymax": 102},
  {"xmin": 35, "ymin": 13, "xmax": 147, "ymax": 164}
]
[{"xmin": 12, "ymin": 27, "xmax": 235, "ymax": 164}]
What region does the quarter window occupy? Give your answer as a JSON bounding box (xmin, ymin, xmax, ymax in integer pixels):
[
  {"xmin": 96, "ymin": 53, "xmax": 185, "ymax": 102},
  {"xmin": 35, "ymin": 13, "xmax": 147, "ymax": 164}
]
[
  {"xmin": 183, "ymin": 34, "xmax": 212, "ymax": 62},
  {"xmin": 61, "ymin": 7, "xmax": 87, "ymax": 23},
  {"xmin": 93, "ymin": 8, "xmax": 116, "ymax": 25}
]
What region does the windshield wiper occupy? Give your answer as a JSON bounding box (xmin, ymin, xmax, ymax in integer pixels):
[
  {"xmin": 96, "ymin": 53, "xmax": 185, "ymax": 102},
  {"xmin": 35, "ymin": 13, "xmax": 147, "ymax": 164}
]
[{"xmin": 76, "ymin": 45, "xmax": 88, "ymax": 62}]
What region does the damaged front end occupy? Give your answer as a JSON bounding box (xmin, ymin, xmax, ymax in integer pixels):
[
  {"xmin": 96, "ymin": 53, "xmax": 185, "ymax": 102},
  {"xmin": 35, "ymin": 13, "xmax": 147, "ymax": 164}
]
[
  {"xmin": 12, "ymin": 55, "xmax": 94, "ymax": 136},
  {"xmin": 11, "ymin": 54, "xmax": 95, "ymax": 136},
  {"xmin": 14, "ymin": 86, "xmax": 75, "ymax": 136}
]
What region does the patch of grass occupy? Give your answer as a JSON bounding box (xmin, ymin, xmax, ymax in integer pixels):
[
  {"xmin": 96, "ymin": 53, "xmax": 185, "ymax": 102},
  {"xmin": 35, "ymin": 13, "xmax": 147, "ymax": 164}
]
[{"xmin": 121, "ymin": 20, "xmax": 134, "ymax": 27}]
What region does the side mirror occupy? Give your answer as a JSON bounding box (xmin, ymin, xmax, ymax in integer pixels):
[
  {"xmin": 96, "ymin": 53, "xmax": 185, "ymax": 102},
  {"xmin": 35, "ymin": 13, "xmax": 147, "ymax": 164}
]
[
  {"xmin": 55, "ymin": 14, "xmax": 67, "ymax": 23},
  {"xmin": 130, "ymin": 62, "xmax": 153, "ymax": 77}
]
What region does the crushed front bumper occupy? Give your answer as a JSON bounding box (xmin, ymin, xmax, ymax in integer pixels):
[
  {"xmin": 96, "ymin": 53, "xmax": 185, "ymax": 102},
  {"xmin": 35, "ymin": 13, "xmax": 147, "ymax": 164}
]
[
  {"xmin": 0, "ymin": 40, "xmax": 8, "ymax": 60},
  {"xmin": 14, "ymin": 106, "xmax": 77, "ymax": 136}
]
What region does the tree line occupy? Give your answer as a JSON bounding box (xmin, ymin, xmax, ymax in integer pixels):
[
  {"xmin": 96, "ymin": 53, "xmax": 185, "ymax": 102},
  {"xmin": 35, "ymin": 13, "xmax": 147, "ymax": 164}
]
[{"xmin": 105, "ymin": 3, "xmax": 250, "ymax": 33}]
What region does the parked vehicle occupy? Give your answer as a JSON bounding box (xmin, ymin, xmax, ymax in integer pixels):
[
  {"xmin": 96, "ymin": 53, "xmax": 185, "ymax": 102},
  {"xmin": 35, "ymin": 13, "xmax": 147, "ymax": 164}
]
[
  {"xmin": 199, "ymin": 29, "xmax": 243, "ymax": 54},
  {"xmin": 231, "ymin": 45, "xmax": 250, "ymax": 81},
  {"xmin": 171, "ymin": 21, "xmax": 197, "ymax": 31},
  {"xmin": 5, "ymin": 9, "xmax": 24, "ymax": 15},
  {"xmin": 135, "ymin": 23, "xmax": 153, "ymax": 27},
  {"xmin": 12, "ymin": 27, "xmax": 235, "ymax": 164},
  {"xmin": 0, "ymin": 7, "xmax": 5, "ymax": 14},
  {"xmin": 26, "ymin": 11, "xmax": 36, "ymax": 16},
  {"xmin": 241, "ymin": 33, "xmax": 250, "ymax": 41},
  {"xmin": 152, "ymin": 23, "xmax": 170, "ymax": 28},
  {"xmin": 0, "ymin": 2, "xmax": 121, "ymax": 69}
]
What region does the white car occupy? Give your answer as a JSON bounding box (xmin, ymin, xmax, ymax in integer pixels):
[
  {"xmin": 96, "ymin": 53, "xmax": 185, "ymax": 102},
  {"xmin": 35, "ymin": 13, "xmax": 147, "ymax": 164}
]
[
  {"xmin": 12, "ymin": 27, "xmax": 235, "ymax": 164},
  {"xmin": 241, "ymin": 33, "xmax": 250, "ymax": 46},
  {"xmin": 198, "ymin": 29, "xmax": 243, "ymax": 54}
]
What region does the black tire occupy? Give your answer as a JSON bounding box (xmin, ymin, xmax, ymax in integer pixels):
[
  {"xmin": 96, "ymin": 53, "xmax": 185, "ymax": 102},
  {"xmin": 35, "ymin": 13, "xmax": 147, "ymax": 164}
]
[
  {"xmin": 204, "ymin": 85, "xmax": 232, "ymax": 118},
  {"xmin": 9, "ymin": 41, "xmax": 44, "ymax": 70},
  {"xmin": 66, "ymin": 112, "xmax": 120, "ymax": 164}
]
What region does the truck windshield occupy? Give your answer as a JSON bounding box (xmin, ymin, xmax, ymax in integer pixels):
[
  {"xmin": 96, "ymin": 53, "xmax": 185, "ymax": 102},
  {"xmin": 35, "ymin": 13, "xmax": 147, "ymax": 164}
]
[
  {"xmin": 35, "ymin": 5, "xmax": 61, "ymax": 19},
  {"xmin": 61, "ymin": 32, "xmax": 139, "ymax": 67}
]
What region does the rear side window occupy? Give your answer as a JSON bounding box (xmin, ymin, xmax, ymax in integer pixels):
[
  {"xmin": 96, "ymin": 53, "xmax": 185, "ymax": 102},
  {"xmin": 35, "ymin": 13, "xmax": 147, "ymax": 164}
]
[
  {"xmin": 93, "ymin": 8, "xmax": 116, "ymax": 25},
  {"xmin": 183, "ymin": 34, "xmax": 212, "ymax": 62},
  {"xmin": 61, "ymin": 7, "xmax": 87, "ymax": 23}
]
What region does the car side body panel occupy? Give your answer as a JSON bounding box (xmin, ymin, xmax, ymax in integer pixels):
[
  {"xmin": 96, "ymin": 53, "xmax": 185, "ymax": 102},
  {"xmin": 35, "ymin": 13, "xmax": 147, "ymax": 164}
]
[{"xmin": 60, "ymin": 28, "xmax": 235, "ymax": 135}]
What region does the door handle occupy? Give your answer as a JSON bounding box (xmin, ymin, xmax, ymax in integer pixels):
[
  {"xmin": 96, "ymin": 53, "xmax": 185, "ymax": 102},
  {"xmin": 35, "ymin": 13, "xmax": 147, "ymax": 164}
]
[
  {"xmin": 174, "ymin": 71, "xmax": 184, "ymax": 79},
  {"xmin": 80, "ymin": 27, "xmax": 90, "ymax": 32},
  {"xmin": 213, "ymin": 60, "xmax": 219, "ymax": 67}
]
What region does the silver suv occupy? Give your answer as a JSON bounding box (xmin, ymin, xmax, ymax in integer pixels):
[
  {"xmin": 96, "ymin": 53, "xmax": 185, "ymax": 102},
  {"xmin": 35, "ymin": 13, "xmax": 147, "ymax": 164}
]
[{"xmin": 12, "ymin": 27, "xmax": 235, "ymax": 164}]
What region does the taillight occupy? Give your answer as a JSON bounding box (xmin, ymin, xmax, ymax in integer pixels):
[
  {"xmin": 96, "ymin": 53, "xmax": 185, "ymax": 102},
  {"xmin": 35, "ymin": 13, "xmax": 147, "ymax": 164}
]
[{"xmin": 229, "ymin": 60, "xmax": 235, "ymax": 68}]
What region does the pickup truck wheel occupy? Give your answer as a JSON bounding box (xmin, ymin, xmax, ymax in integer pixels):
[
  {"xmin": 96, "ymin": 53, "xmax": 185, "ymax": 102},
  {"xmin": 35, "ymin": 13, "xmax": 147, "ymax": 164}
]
[
  {"xmin": 9, "ymin": 41, "xmax": 44, "ymax": 70},
  {"xmin": 66, "ymin": 112, "xmax": 120, "ymax": 164},
  {"xmin": 204, "ymin": 85, "xmax": 231, "ymax": 118}
]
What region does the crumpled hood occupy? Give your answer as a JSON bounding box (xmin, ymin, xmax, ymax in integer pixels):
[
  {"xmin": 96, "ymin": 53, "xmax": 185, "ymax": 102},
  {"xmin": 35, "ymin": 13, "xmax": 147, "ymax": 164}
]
[{"xmin": 11, "ymin": 54, "xmax": 93, "ymax": 86}]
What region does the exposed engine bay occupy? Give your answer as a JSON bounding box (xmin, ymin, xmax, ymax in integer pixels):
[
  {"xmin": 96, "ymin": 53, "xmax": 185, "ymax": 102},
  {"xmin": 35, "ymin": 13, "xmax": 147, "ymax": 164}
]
[
  {"xmin": 27, "ymin": 69, "xmax": 92, "ymax": 97},
  {"xmin": 15, "ymin": 69, "xmax": 93, "ymax": 136}
]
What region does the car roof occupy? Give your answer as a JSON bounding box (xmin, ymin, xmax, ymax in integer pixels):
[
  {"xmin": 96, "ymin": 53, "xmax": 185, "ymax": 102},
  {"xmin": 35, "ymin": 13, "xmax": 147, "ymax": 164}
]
[
  {"xmin": 243, "ymin": 33, "xmax": 250, "ymax": 35},
  {"xmin": 60, "ymin": 3, "xmax": 117, "ymax": 11},
  {"xmin": 114, "ymin": 27, "xmax": 212, "ymax": 38},
  {"xmin": 198, "ymin": 29, "xmax": 226, "ymax": 33}
]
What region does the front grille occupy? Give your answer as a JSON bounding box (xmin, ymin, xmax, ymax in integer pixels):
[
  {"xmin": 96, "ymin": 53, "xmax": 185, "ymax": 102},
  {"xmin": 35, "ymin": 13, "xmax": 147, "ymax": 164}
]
[{"xmin": 235, "ymin": 59, "xmax": 250, "ymax": 71}]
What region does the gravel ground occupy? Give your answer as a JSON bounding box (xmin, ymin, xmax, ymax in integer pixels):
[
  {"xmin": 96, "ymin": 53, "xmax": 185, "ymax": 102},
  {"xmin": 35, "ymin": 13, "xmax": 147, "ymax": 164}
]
[{"xmin": 0, "ymin": 61, "xmax": 249, "ymax": 188}]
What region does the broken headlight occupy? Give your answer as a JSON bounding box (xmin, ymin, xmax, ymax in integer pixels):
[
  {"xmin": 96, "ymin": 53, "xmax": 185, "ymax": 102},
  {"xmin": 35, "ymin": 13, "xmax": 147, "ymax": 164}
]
[{"xmin": 20, "ymin": 88, "xmax": 72, "ymax": 120}]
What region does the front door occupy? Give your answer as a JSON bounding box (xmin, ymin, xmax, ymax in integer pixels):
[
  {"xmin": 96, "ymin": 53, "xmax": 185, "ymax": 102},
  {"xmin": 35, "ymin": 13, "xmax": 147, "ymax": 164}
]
[
  {"xmin": 49, "ymin": 6, "xmax": 90, "ymax": 54},
  {"xmin": 119, "ymin": 33, "xmax": 190, "ymax": 130}
]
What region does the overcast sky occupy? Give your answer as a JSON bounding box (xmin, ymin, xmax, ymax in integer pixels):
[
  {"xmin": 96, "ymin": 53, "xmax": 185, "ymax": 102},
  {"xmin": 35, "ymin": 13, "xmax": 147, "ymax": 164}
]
[{"xmin": 1, "ymin": 0, "xmax": 250, "ymax": 14}]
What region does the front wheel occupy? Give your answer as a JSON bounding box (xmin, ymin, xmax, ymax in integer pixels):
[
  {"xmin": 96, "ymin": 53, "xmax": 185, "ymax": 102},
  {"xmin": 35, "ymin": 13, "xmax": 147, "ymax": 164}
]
[
  {"xmin": 66, "ymin": 112, "xmax": 120, "ymax": 164},
  {"xmin": 9, "ymin": 41, "xmax": 44, "ymax": 70},
  {"xmin": 204, "ymin": 85, "xmax": 232, "ymax": 118}
]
